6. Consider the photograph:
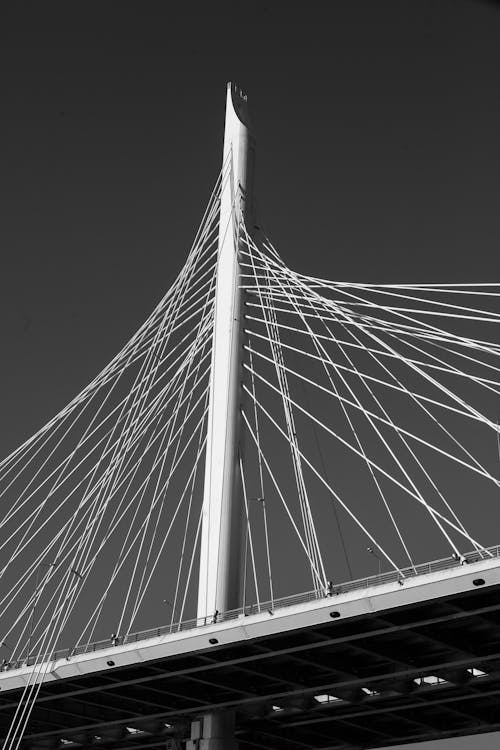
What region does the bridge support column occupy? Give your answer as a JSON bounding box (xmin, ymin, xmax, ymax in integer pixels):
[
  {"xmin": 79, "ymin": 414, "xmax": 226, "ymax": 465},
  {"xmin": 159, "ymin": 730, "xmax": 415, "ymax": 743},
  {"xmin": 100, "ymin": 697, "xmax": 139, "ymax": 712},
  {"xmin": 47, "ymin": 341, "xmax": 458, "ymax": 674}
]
[
  {"xmin": 197, "ymin": 81, "xmax": 256, "ymax": 621},
  {"xmin": 194, "ymin": 81, "xmax": 254, "ymax": 750},
  {"xmin": 187, "ymin": 712, "xmax": 238, "ymax": 750}
]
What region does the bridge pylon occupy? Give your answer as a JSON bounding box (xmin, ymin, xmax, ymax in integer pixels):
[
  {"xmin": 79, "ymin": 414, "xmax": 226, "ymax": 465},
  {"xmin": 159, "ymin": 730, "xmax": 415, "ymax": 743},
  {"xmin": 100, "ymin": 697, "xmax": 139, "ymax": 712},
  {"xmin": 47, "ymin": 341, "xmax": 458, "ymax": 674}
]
[{"xmin": 191, "ymin": 82, "xmax": 256, "ymax": 749}]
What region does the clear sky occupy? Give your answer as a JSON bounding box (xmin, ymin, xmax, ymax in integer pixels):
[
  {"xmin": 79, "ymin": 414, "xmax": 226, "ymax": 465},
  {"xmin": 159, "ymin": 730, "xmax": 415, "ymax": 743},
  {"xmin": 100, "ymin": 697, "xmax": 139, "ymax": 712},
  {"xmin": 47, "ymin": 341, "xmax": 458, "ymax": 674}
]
[{"xmin": 1, "ymin": 1, "xmax": 499, "ymax": 747}]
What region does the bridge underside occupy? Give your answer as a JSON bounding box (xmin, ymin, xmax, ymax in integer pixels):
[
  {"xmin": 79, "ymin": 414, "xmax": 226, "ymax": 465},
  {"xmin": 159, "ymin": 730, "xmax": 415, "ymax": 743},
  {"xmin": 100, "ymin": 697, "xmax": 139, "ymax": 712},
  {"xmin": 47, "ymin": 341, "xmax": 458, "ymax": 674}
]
[{"xmin": 2, "ymin": 584, "xmax": 500, "ymax": 750}]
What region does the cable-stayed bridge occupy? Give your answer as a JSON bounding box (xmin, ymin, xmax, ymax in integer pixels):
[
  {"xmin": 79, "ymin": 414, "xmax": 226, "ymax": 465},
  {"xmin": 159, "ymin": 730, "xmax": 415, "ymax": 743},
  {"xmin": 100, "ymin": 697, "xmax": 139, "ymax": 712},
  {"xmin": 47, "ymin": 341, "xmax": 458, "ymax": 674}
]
[{"xmin": 2, "ymin": 83, "xmax": 500, "ymax": 750}]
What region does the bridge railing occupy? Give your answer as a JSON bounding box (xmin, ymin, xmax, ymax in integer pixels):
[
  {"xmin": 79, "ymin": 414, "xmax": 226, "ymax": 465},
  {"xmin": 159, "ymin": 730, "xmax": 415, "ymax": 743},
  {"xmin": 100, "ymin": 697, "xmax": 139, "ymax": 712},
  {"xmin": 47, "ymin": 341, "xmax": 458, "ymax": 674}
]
[{"xmin": 4, "ymin": 544, "xmax": 499, "ymax": 671}]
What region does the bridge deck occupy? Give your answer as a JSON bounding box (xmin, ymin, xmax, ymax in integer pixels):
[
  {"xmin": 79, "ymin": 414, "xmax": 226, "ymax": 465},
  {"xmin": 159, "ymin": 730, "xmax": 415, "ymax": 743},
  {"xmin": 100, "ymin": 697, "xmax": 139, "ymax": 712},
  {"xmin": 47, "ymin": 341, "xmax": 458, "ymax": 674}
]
[{"xmin": 2, "ymin": 553, "xmax": 500, "ymax": 749}]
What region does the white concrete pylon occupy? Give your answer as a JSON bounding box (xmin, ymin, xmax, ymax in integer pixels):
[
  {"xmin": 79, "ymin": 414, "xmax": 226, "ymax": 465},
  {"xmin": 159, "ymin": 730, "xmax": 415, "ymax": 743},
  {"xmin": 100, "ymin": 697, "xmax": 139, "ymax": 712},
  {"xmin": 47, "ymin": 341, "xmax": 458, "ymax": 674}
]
[{"xmin": 197, "ymin": 82, "xmax": 256, "ymax": 622}]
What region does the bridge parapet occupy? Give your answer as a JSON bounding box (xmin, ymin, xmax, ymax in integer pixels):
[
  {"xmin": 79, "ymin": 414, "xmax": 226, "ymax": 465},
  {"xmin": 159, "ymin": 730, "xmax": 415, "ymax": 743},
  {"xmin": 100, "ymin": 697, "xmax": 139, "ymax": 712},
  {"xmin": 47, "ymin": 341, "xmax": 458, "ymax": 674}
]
[{"xmin": 1, "ymin": 543, "xmax": 499, "ymax": 675}]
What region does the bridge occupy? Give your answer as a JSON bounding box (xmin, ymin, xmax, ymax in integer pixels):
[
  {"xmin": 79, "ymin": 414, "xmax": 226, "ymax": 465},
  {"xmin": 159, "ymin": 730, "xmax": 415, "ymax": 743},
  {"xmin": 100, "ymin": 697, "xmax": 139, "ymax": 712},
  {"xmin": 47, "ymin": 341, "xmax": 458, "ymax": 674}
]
[{"xmin": 1, "ymin": 83, "xmax": 500, "ymax": 750}]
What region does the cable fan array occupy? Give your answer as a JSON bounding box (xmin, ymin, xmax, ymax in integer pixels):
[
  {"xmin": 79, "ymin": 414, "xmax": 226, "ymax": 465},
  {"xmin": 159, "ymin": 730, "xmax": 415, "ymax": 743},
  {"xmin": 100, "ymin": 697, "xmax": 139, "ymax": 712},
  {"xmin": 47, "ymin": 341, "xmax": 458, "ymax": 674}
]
[
  {"xmin": 1, "ymin": 171, "xmax": 500, "ymax": 750},
  {"xmin": 238, "ymin": 226, "xmax": 500, "ymax": 602},
  {"xmin": 0, "ymin": 169, "xmax": 226, "ymax": 750}
]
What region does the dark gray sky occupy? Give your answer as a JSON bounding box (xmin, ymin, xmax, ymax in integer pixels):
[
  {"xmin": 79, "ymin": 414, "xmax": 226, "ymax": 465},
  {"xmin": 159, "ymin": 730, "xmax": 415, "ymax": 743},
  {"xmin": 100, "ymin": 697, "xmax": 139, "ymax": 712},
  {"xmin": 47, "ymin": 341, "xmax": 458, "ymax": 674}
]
[
  {"xmin": 1, "ymin": 0, "xmax": 499, "ymax": 454},
  {"xmin": 1, "ymin": 1, "xmax": 500, "ymax": 747}
]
